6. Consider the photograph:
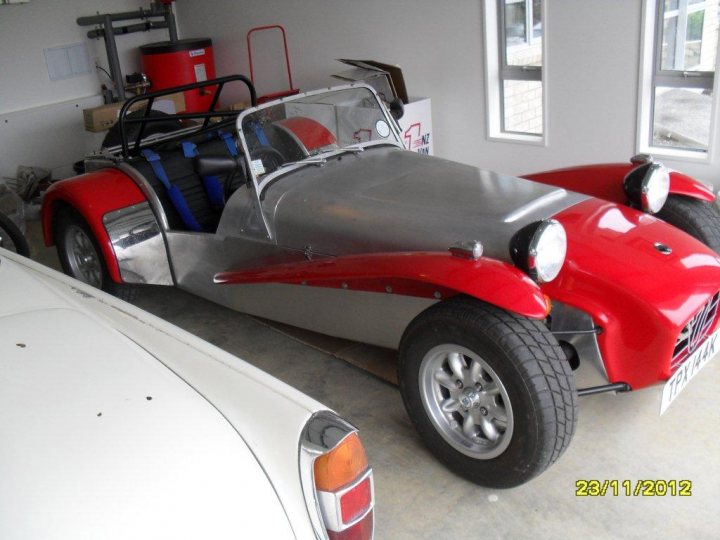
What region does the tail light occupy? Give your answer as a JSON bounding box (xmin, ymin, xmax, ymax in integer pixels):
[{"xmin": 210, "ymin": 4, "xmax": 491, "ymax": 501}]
[{"xmin": 300, "ymin": 412, "xmax": 374, "ymax": 540}]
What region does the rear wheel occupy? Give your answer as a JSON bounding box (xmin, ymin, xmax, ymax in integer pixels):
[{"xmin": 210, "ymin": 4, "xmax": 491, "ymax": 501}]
[
  {"xmin": 657, "ymin": 195, "xmax": 720, "ymax": 254},
  {"xmin": 55, "ymin": 208, "xmax": 137, "ymax": 302},
  {"xmin": 398, "ymin": 297, "xmax": 577, "ymax": 488},
  {"xmin": 0, "ymin": 212, "xmax": 30, "ymax": 257}
]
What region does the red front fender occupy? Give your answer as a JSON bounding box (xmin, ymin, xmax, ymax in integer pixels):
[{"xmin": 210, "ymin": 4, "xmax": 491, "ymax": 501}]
[
  {"xmin": 41, "ymin": 168, "xmax": 147, "ymax": 283},
  {"xmin": 522, "ymin": 163, "xmax": 715, "ymax": 203},
  {"xmin": 543, "ymin": 199, "xmax": 720, "ymax": 389},
  {"xmin": 214, "ymin": 252, "xmax": 550, "ymax": 319}
]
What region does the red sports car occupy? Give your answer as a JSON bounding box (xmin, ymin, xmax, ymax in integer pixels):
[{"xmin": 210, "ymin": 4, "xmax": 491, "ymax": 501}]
[{"xmin": 41, "ymin": 77, "xmax": 720, "ymax": 487}]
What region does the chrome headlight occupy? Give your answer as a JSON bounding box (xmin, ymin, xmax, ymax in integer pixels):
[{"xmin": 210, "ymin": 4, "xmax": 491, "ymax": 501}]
[
  {"xmin": 510, "ymin": 219, "xmax": 567, "ymax": 283},
  {"xmin": 623, "ymin": 161, "xmax": 670, "ymax": 214}
]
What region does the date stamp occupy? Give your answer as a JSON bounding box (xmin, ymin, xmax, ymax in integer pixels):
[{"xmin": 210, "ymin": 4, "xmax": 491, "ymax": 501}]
[{"xmin": 576, "ymin": 479, "xmax": 692, "ymax": 497}]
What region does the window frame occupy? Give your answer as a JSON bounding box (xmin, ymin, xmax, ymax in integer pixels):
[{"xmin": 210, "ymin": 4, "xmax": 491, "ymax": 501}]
[
  {"xmin": 483, "ymin": 0, "xmax": 547, "ymax": 144},
  {"xmin": 638, "ymin": 0, "xmax": 720, "ymax": 161}
]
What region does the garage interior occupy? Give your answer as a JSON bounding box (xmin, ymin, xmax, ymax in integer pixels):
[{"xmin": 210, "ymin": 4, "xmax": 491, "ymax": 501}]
[{"xmin": 2, "ymin": 0, "xmax": 720, "ymax": 538}]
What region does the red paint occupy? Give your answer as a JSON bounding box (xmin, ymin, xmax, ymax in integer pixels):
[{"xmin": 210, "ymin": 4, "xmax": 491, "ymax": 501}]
[
  {"xmin": 276, "ymin": 117, "xmax": 337, "ymax": 151},
  {"xmin": 215, "ymin": 252, "xmax": 550, "ymax": 319},
  {"xmin": 523, "ymin": 163, "xmax": 715, "ymax": 203},
  {"xmin": 141, "ymin": 41, "xmax": 217, "ymax": 112},
  {"xmin": 667, "ymin": 170, "xmax": 716, "ymax": 200},
  {"xmin": 403, "ymin": 123, "xmax": 422, "ymax": 150},
  {"xmin": 544, "ymin": 198, "xmax": 720, "ymax": 389},
  {"xmin": 42, "ymin": 169, "xmax": 147, "ymax": 283},
  {"xmin": 247, "ymin": 25, "xmax": 299, "ymax": 103}
]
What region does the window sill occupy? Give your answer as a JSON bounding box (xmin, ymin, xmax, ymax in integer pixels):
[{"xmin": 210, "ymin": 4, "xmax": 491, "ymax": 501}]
[
  {"xmin": 488, "ymin": 132, "xmax": 546, "ymax": 146},
  {"xmin": 638, "ymin": 144, "xmax": 711, "ymax": 164}
]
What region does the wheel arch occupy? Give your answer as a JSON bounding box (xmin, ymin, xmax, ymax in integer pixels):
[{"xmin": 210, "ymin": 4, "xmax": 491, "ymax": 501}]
[
  {"xmin": 523, "ymin": 163, "xmax": 715, "ymax": 204},
  {"xmin": 42, "ymin": 169, "xmax": 148, "ymax": 283}
]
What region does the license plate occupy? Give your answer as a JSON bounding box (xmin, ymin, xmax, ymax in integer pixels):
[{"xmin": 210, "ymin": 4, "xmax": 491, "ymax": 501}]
[{"xmin": 660, "ymin": 328, "xmax": 719, "ymax": 414}]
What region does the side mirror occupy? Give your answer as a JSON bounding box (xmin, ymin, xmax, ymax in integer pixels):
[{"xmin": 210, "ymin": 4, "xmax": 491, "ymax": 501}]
[
  {"xmin": 193, "ymin": 155, "xmax": 240, "ymax": 176},
  {"xmin": 389, "ymin": 98, "xmax": 404, "ymax": 120}
]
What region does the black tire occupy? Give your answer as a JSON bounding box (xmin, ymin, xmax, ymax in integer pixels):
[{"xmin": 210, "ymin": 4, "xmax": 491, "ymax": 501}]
[
  {"xmin": 0, "ymin": 212, "xmax": 31, "ymax": 257},
  {"xmin": 657, "ymin": 195, "xmax": 720, "ymax": 254},
  {"xmin": 398, "ymin": 297, "xmax": 577, "ymax": 488},
  {"xmin": 54, "ymin": 207, "xmax": 138, "ymax": 302}
]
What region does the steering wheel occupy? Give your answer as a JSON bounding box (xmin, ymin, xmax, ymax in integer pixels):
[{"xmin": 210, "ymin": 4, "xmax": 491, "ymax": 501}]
[{"xmin": 250, "ymin": 146, "xmax": 287, "ymax": 174}]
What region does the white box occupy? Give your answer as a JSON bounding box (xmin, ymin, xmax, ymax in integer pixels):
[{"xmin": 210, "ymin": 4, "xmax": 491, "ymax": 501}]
[{"xmin": 398, "ymin": 97, "xmax": 433, "ymax": 156}]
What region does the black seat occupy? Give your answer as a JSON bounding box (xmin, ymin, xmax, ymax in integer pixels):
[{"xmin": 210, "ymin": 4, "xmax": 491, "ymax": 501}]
[{"xmin": 130, "ymin": 137, "xmax": 246, "ymax": 232}]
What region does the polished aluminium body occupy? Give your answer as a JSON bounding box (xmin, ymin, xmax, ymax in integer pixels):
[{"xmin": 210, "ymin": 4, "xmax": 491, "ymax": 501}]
[
  {"xmin": 106, "ymin": 85, "xmax": 586, "ymax": 349},
  {"xmin": 155, "ymin": 147, "xmax": 588, "ymax": 348}
]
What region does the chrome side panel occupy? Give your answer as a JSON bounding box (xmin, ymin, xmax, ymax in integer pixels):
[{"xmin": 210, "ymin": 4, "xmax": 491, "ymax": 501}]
[
  {"xmin": 167, "ymin": 230, "xmax": 298, "ymax": 293},
  {"xmin": 217, "ymin": 184, "xmax": 273, "ymax": 241},
  {"xmin": 102, "ymin": 203, "xmax": 172, "ymax": 285},
  {"xmin": 167, "ymin": 230, "xmax": 433, "ymax": 348},
  {"xmin": 218, "ymin": 284, "xmax": 434, "ymax": 349},
  {"xmin": 550, "ymin": 301, "xmax": 608, "ymax": 387},
  {"xmin": 263, "ymin": 148, "xmax": 588, "ymax": 261}
]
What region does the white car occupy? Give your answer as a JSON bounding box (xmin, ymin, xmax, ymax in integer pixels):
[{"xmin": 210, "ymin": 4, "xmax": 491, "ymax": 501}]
[{"xmin": 0, "ymin": 248, "xmax": 374, "ymax": 540}]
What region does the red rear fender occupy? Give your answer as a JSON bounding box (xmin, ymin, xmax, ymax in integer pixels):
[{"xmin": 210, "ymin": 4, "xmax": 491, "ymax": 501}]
[
  {"xmin": 523, "ymin": 163, "xmax": 715, "ymax": 203},
  {"xmin": 41, "ymin": 168, "xmax": 147, "ymax": 282},
  {"xmin": 214, "ymin": 252, "xmax": 550, "ymax": 319}
]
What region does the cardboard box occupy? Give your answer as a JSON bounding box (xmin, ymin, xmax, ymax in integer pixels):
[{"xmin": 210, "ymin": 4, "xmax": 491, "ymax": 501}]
[
  {"xmin": 398, "ymin": 97, "xmax": 433, "ymax": 156},
  {"xmin": 333, "ymin": 59, "xmax": 409, "ymax": 104},
  {"xmin": 83, "ymin": 92, "xmax": 186, "ymax": 132}
]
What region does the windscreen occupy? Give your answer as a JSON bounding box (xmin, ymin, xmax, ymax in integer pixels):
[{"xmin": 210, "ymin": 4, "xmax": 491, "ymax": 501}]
[{"xmin": 239, "ymin": 87, "xmax": 399, "ymax": 180}]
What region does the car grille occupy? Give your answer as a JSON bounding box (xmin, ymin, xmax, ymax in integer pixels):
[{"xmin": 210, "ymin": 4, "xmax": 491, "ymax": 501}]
[{"xmin": 671, "ymin": 292, "xmax": 720, "ymax": 372}]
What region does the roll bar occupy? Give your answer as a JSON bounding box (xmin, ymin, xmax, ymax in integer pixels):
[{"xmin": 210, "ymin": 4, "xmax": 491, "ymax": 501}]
[{"xmin": 118, "ymin": 74, "xmax": 257, "ymax": 157}]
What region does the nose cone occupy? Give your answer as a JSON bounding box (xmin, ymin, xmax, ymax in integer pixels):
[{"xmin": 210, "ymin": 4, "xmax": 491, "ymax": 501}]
[
  {"xmin": 552, "ymin": 199, "xmax": 720, "ymax": 327},
  {"xmin": 542, "ymin": 199, "xmax": 720, "ymax": 388}
]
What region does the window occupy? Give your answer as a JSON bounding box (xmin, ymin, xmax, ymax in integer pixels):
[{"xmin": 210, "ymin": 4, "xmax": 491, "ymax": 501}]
[
  {"xmin": 484, "ymin": 0, "xmax": 545, "ymax": 142},
  {"xmin": 639, "ymin": 0, "xmax": 720, "ymax": 157}
]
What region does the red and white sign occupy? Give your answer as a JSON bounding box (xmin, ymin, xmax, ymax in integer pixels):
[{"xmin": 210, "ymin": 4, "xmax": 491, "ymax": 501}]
[{"xmin": 398, "ymin": 97, "xmax": 433, "ymax": 155}]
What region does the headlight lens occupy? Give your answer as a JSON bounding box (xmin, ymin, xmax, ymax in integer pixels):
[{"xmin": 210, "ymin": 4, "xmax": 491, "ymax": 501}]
[
  {"xmin": 623, "ymin": 162, "xmax": 670, "ymax": 214},
  {"xmin": 510, "ymin": 219, "xmax": 567, "ymax": 283}
]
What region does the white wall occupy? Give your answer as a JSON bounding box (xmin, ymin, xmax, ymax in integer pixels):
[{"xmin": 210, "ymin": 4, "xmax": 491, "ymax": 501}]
[
  {"xmin": 1, "ymin": 1, "xmax": 717, "ymax": 188},
  {"xmin": 174, "ymin": 0, "xmax": 486, "ymax": 161},
  {"xmin": 176, "ymin": 0, "xmax": 720, "ymax": 189},
  {"xmin": 0, "ymin": 0, "xmax": 171, "ymax": 179}
]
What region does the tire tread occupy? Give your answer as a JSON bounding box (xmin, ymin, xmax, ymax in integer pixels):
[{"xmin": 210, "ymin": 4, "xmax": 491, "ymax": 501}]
[
  {"xmin": 657, "ymin": 196, "xmax": 720, "ymax": 253},
  {"xmin": 399, "ymin": 296, "xmax": 578, "ymax": 487}
]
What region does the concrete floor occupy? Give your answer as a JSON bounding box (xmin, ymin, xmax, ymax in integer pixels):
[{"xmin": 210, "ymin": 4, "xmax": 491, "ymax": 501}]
[{"xmin": 28, "ymin": 223, "xmax": 720, "ymax": 540}]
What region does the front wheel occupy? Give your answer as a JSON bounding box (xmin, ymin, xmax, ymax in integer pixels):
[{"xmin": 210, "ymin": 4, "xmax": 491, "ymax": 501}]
[
  {"xmin": 656, "ymin": 195, "xmax": 720, "ymax": 254},
  {"xmin": 54, "ymin": 208, "xmax": 137, "ymax": 302},
  {"xmin": 398, "ymin": 297, "xmax": 577, "ymax": 488}
]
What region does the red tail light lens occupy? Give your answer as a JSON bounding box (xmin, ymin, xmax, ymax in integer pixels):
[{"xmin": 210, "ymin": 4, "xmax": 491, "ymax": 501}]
[{"xmin": 340, "ymin": 475, "xmax": 372, "ymax": 524}]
